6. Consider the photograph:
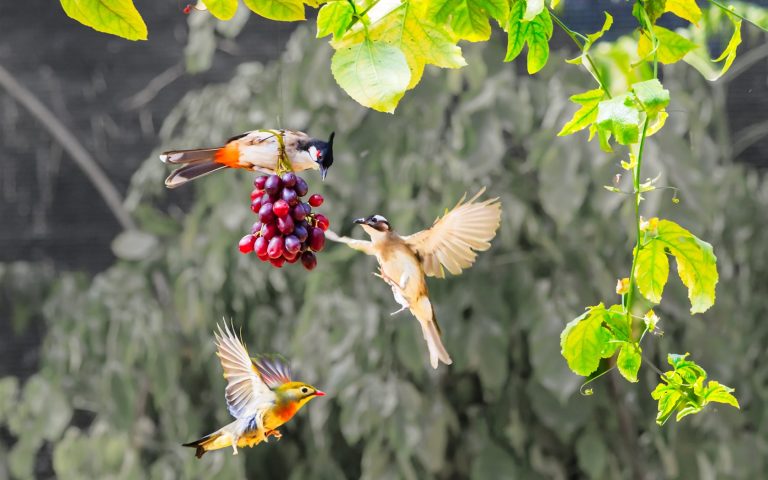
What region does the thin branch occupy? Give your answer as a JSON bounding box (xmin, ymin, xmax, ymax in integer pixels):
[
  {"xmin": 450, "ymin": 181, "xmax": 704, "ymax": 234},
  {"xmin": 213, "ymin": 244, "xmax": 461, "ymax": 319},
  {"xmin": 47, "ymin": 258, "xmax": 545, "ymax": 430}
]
[
  {"xmin": 0, "ymin": 63, "xmax": 136, "ymax": 231},
  {"xmin": 708, "ymin": 0, "xmax": 768, "ymax": 33},
  {"xmin": 121, "ymin": 63, "xmax": 183, "ymax": 111}
]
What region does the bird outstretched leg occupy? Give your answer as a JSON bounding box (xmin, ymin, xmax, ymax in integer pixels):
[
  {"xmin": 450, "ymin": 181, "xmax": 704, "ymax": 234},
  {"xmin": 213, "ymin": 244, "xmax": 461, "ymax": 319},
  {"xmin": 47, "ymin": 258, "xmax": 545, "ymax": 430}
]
[
  {"xmin": 229, "ymin": 435, "xmax": 239, "ymax": 455},
  {"xmin": 374, "ymin": 269, "xmax": 410, "ymax": 315},
  {"xmin": 266, "ymin": 429, "xmax": 282, "ymax": 441}
]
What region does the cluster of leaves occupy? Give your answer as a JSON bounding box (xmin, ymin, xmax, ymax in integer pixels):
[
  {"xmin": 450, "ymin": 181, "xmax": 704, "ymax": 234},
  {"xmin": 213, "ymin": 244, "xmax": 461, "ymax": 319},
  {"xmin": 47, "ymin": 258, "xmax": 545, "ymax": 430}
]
[
  {"xmin": 555, "ymin": 0, "xmax": 750, "ymax": 423},
  {"xmin": 1, "ymin": 26, "xmax": 766, "ymax": 478}
]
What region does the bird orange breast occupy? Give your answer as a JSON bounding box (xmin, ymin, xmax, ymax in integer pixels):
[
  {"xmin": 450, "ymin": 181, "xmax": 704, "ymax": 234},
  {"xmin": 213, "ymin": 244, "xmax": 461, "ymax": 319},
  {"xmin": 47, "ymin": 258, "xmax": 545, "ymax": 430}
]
[{"xmin": 273, "ymin": 402, "xmax": 299, "ymax": 422}]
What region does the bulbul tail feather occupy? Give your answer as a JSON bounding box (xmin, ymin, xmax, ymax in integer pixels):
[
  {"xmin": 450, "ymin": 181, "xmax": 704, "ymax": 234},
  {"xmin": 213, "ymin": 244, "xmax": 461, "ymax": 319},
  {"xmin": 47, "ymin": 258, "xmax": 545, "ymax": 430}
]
[
  {"xmin": 412, "ymin": 297, "xmax": 452, "ymax": 369},
  {"xmin": 182, "ymin": 430, "xmax": 222, "ymax": 458},
  {"xmin": 164, "ymin": 161, "xmax": 227, "ymax": 188},
  {"xmin": 160, "ymin": 148, "xmax": 220, "ymax": 164}
]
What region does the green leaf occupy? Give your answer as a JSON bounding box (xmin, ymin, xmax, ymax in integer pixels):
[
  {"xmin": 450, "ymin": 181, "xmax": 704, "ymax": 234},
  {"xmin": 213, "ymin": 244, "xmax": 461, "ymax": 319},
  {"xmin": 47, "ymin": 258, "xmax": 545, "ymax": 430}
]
[
  {"xmin": 59, "ymin": 0, "xmax": 148, "ymax": 40},
  {"xmin": 638, "ymin": 25, "xmax": 697, "ymax": 64},
  {"xmin": 203, "ymin": 0, "xmax": 239, "ymax": 20},
  {"xmin": 652, "ymin": 354, "xmax": 738, "ymax": 425},
  {"xmin": 331, "ymin": 39, "xmax": 411, "ymax": 113},
  {"xmin": 317, "ymin": 1, "xmax": 354, "ymax": 39},
  {"xmin": 560, "ymin": 304, "xmax": 613, "ymax": 376},
  {"xmin": 701, "ymin": 381, "xmax": 740, "ymax": 409},
  {"xmin": 505, "ymin": 2, "xmax": 553, "ymax": 74},
  {"xmin": 631, "ymin": 79, "xmax": 670, "ymax": 115},
  {"xmin": 665, "ymin": 0, "xmax": 702, "ymax": 25},
  {"xmin": 617, "ymin": 343, "xmax": 642, "ymax": 382},
  {"xmin": 683, "ymin": 12, "xmax": 742, "ymax": 81},
  {"xmin": 558, "ymin": 89, "xmax": 606, "ymax": 136},
  {"xmin": 656, "ymin": 219, "xmax": 718, "ymax": 313},
  {"xmin": 243, "ymin": 0, "xmax": 305, "ymax": 21},
  {"xmin": 428, "ymin": 0, "xmax": 509, "ymax": 42},
  {"xmin": 596, "ymin": 94, "xmax": 640, "ymax": 147},
  {"xmin": 634, "ymin": 237, "xmax": 669, "ymax": 303},
  {"xmin": 366, "ymin": 1, "xmax": 467, "ymax": 89}
]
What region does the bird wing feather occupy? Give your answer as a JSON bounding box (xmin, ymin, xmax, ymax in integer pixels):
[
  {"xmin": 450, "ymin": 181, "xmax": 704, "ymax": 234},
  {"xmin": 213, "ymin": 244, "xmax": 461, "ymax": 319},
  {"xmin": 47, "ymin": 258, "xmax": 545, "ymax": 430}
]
[
  {"xmin": 403, "ymin": 188, "xmax": 501, "ymax": 278},
  {"xmin": 215, "ymin": 322, "xmax": 276, "ymax": 420}
]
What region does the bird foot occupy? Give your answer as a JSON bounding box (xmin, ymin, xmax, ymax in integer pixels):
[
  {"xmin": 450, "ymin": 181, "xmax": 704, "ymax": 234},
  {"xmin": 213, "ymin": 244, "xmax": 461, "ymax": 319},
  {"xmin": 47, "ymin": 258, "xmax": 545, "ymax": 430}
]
[
  {"xmin": 390, "ymin": 305, "xmax": 409, "ymax": 316},
  {"xmin": 265, "ymin": 429, "xmax": 282, "ymax": 442}
]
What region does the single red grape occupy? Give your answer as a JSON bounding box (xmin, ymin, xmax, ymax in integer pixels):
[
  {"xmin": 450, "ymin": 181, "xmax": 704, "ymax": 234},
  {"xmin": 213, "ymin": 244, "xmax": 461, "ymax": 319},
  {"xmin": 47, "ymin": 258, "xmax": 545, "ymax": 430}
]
[
  {"xmin": 301, "ymin": 251, "xmax": 317, "ymax": 270},
  {"xmin": 254, "ymin": 236, "xmax": 268, "ymax": 257},
  {"xmin": 251, "ymin": 199, "xmax": 262, "ymax": 214},
  {"xmin": 254, "ymin": 176, "xmax": 268, "ymax": 190},
  {"xmin": 238, "ymin": 234, "xmax": 255, "ymax": 254},
  {"xmin": 308, "ymin": 194, "xmax": 324, "ymax": 207},
  {"xmin": 273, "ymin": 199, "xmax": 290, "ymax": 218},
  {"xmin": 264, "ymin": 175, "xmax": 282, "ymax": 195},
  {"xmin": 262, "ymin": 223, "xmax": 278, "ymax": 240},
  {"xmin": 315, "ymin": 214, "xmax": 330, "ymax": 231},
  {"xmin": 267, "ymin": 236, "xmax": 284, "ymax": 259},
  {"xmin": 309, "ymin": 227, "xmax": 325, "ymax": 252},
  {"xmin": 284, "ymin": 235, "xmax": 301, "ymax": 254},
  {"xmin": 278, "ymin": 215, "xmax": 295, "ymax": 235},
  {"xmin": 251, "ymin": 189, "xmax": 262, "ymax": 201},
  {"xmin": 285, "ymin": 253, "xmax": 300, "ymax": 264}
]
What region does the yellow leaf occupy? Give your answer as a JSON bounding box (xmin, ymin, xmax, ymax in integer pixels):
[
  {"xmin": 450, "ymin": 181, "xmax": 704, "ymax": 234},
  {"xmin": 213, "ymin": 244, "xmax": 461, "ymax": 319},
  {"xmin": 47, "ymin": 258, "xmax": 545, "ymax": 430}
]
[{"xmin": 665, "ymin": 0, "xmax": 702, "ymax": 25}]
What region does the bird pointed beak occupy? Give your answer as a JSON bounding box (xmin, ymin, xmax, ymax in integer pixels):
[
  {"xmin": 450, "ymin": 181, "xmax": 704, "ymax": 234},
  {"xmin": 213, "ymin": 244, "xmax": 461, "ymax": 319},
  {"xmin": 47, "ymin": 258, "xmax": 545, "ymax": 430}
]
[
  {"xmin": 353, "ymin": 217, "xmax": 367, "ymax": 225},
  {"xmin": 314, "ymin": 390, "xmax": 326, "ymax": 397},
  {"xmin": 320, "ymin": 166, "xmax": 328, "ymax": 181}
]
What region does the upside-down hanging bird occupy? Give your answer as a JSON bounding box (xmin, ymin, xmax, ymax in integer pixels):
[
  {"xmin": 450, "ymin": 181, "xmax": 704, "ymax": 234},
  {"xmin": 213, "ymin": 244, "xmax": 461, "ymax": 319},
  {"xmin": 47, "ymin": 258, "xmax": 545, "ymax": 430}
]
[
  {"xmin": 161, "ymin": 129, "xmax": 334, "ymax": 188},
  {"xmin": 326, "ymin": 188, "xmax": 501, "ymax": 369},
  {"xmin": 183, "ymin": 322, "xmax": 326, "ymax": 457}
]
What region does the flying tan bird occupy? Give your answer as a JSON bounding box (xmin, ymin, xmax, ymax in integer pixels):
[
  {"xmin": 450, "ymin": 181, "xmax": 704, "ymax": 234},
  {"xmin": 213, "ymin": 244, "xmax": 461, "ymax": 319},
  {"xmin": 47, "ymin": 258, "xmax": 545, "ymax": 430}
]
[
  {"xmin": 183, "ymin": 322, "xmax": 325, "ymax": 457},
  {"xmin": 161, "ymin": 129, "xmax": 334, "ymax": 188},
  {"xmin": 327, "ymin": 189, "xmax": 501, "ymax": 369}
]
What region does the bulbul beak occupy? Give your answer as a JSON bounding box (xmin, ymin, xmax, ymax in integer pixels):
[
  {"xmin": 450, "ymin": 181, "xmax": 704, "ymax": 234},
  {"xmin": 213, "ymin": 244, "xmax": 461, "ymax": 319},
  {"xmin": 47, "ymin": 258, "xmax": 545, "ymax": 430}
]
[
  {"xmin": 320, "ymin": 166, "xmax": 329, "ymax": 181},
  {"xmin": 314, "ymin": 390, "xmax": 326, "ymax": 397},
  {"xmin": 354, "ymin": 217, "xmax": 367, "ymax": 225}
]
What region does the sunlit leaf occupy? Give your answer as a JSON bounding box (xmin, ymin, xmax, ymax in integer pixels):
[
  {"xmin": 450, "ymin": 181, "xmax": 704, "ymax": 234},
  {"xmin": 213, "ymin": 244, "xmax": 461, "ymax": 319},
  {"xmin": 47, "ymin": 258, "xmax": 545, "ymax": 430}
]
[
  {"xmin": 631, "ymin": 79, "xmax": 669, "ymax": 115},
  {"xmin": 634, "ymin": 238, "xmax": 669, "ymax": 304},
  {"xmin": 203, "ymin": 0, "xmax": 239, "ymax": 20},
  {"xmin": 638, "ymin": 25, "xmax": 697, "ymax": 64},
  {"xmin": 427, "ymin": 0, "xmax": 509, "ymax": 42},
  {"xmin": 505, "ymin": 1, "xmax": 553, "ymax": 74},
  {"xmin": 523, "ymin": 0, "xmax": 544, "ymax": 21},
  {"xmin": 59, "ymin": 0, "xmax": 148, "ymax": 40},
  {"xmin": 331, "ymin": 39, "xmax": 411, "ymax": 113},
  {"xmin": 317, "ymin": 1, "xmax": 354, "ymax": 39},
  {"xmin": 665, "ymin": 0, "xmax": 702, "ymax": 25},
  {"xmin": 558, "ymin": 89, "xmax": 606, "ymax": 136},
  {"xmin": 560, "ymin": 304, "xmax": 614, "ymax": 376},
  {"xmin": 596, "ymin": 94, "xmax": 640, "ymax": 147},
  {"xmin": 656, "ymin": 219, "xmax": 718, "ymax": 313},
  {"xmin": 243, "ymin": 0, "xmax": 305, "ymax": 21},
  {"xmin": 683, "ymin": 11, "xmax": 742, "ymax": 80},
  {"xmin": 617, "ymin": 343, "xmax": 641, "ymax": 383}
]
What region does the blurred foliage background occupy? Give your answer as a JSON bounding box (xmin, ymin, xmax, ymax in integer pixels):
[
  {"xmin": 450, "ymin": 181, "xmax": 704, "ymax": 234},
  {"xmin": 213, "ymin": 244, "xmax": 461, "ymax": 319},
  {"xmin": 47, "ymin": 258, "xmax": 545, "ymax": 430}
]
[{"xmin": 2, "ymin": 6, "xmax": 768, "ymax": 480}]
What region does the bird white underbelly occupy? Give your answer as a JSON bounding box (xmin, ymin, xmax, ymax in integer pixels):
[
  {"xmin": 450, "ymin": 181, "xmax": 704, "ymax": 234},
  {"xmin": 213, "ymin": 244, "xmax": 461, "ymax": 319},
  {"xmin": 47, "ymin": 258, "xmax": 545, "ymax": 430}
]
[
  {"xmin": 378, "ymin": 250, "xmax": 422, "ymax": 297},
  {"xmin": 240, "ymin": 145, "xmax": 317, "ymax": 172}
]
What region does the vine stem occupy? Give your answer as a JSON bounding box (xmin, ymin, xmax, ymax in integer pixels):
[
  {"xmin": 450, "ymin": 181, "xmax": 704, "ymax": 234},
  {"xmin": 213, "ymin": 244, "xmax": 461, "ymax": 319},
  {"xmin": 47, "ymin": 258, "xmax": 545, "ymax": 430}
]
[
  {"xmin": 624, "ymin": 116, "xmax": 651, "ymax": 328},
  {"xmin": 549, "ymin": 11, "xmax": 613, "ymax": 99},
  {"xmin": 708, "ymin": 0, "xmax": 768, "ymax": 33}
]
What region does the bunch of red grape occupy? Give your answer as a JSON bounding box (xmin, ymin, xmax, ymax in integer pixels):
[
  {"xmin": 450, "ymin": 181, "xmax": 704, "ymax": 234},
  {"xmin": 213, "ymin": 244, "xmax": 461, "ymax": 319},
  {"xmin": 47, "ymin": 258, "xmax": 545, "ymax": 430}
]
[{"xmin": 238, "ymin": 172, "xmax": 329, "ymax": 270}]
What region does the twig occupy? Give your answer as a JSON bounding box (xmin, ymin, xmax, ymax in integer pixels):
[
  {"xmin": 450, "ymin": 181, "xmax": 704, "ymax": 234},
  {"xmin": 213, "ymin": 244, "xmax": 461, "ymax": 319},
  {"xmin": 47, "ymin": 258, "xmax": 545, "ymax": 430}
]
[
  {"xmin": 121, "ymin": 63, "xmax": 184, "ymax": 111},
  {"xmin": 0, "ymin": 63, "xmax": 136, "ymax": 231}
]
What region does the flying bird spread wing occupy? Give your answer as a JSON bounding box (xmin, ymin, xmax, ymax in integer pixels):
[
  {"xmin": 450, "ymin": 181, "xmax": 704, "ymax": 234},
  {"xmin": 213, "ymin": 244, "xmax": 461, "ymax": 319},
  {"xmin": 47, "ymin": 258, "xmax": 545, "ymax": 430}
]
[
  {"xmin": 215, "ymin": 323, "xmax": 276, "ymax": 419},
  {"xmin": 404, "ymin": 188, "xmax": 501, "ymax": 278},
  {"xmin": 252, "ymin": 355, "xmax": 293, "ymax": 390}
]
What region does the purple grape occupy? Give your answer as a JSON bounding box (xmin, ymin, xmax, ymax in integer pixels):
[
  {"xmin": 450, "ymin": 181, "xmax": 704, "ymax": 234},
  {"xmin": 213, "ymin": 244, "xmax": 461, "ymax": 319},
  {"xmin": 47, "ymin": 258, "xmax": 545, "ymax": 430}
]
[
  {"xmin": 265, "ymin": 175, "xmax": 282, "ymax": 195},
  {"xmin": 284, "ymin": 235, "xmax": 301, "ymax": 254},
  {"xmin": 254, "ymin": 236, "xmax": 268, "ymax": 257},
  {"xmin": 254, "ymin": 176, "xmax": 268, "ymax": 190},
  {"xmin": 292, "ymin": 204, "xmax": 307, "ymax": 221},
  {"xmin": 259, "ymin": 203, "xmax": 274, "ymax": 223},
  {"xmin": 262, "ymin": 223, "xmax": 278, "ymax": 240},
  {"xmin": 281, "ymin": 172, "xmax": 297, "ymax": 187},
  {"xmin": 293, "ymin": 224, "xmax": 308, "ymax": 242},
  {"xmin": 251, "ymin": 221, "xmax": 263, "ymax": 234},
  {"xmin": 250, "ymin": 198, "xmax": 262, "ymax": 214},
  {"xmin": 301, "ymin": 251, "xmax": 317, "ymax": 270},
  {"xmin": 295, "ymin": 177, "xmax": 309, "ymax": 197},
  {"xmin": 282, "ymin": 188, "xmax": 298, "ymax": 206}
]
